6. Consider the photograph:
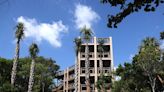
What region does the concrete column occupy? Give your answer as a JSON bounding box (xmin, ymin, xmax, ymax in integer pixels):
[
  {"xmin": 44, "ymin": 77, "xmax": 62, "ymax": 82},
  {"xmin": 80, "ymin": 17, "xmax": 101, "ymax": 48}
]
[
  {"xmin": 67, "ymin": 68, "xmax": 69, "ymax": 92},
  {"xmin": 63, "ymin": 70, "xmax": 66, "ymax": 91},
  {"xmin": 78, "ymin": 52, "xmax": 81, "ymax": 92},
  {"xmin": 94, "ymin": 37, "xmax": 98, "ymax": 92},
  {"xmin": 109, "ymin": 37, "xmax": 114, "ymax": 72},
  {"xmin": 109, "ymin": 37, "xmax": 114, "ymax": 92}
]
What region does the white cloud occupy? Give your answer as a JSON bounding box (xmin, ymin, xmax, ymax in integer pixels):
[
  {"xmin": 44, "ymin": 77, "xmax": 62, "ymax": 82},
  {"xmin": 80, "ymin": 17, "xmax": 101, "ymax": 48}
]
[
  {"xmin": 17, "ymin": 16, "xmax": 68, "ymax": 48},
  {"xmin": 74, "ymin": 4, "xmax": 100, "ymax": 29}
]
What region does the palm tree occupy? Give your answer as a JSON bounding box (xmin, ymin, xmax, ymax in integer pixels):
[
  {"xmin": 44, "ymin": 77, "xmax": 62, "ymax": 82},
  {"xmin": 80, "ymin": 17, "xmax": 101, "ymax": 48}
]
[
  {"xmin": 11, "ymin": 22, "xmax": 24, "ymax": 85},
  {"xmin": 98, "ymin": 38, "xmax": 105, "ymax": 75},
  {"xmin": 28, "ymin": 43, "xmax": 39, "ymax": 92},
  {"xmin": 74, "ymin": 37, "xmax": 82, "ymax": 92},
  {"xmin": 97, "ymin": 38, "xmax": 105, "ymax": 92},
  {"xmin": 80, "ymin": 26, "xmax": 93, "ymax": 92}
]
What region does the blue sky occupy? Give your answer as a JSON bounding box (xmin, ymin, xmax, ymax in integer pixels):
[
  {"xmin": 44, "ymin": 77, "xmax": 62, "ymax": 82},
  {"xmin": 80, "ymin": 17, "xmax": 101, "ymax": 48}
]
[{"xmin": 0, "ymin": 0, "xmax": 164, "ymax": 70}]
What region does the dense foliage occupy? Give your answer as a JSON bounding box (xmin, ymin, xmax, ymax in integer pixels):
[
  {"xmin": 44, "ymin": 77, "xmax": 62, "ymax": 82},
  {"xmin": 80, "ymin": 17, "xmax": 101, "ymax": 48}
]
[
  {"xmin": 100, "ymin": 0, "xmax": 164, "ymax": 28},
  {"xmin": 112, "ymin": 37, "xmax": 164, "ymax": 92},
  {"xmin": 0, "ymin": 57, "xmax": 59, "ymax": 92}
]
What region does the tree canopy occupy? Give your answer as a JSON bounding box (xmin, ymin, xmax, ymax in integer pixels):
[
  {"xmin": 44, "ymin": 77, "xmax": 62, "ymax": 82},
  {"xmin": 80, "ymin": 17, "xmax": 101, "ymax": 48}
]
[
  {"xmin": 0, "ymin": 57, "xmax": 59, "ymax": 92},
  {"xmin": 112, "ymin": 36, "xmax": 164, "ymax": 92},
  {"xmin": 101, "ymin": 0, "xmax": 164, "ymax": 28}
]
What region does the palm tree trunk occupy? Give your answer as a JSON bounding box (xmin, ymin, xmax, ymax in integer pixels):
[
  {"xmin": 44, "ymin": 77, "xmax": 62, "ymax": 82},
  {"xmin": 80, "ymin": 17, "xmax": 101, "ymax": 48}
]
[
  {"xmin": 11, "ymin": 40, "xmax": 20, "ymax": 85},
  {"xmin": 28, "ymin": 59, "xmax": 35, "ymax": 92},
  {"xmin": 99, "ymin": 52, "xmax": 104, "ymax": 92},
  {"xmin": 74, "ymin": 54, "xmax": 78, "ymax": 92},
  {"xmin": 85, "ymin": 43, "xmax": 90, "ymax": 92}
]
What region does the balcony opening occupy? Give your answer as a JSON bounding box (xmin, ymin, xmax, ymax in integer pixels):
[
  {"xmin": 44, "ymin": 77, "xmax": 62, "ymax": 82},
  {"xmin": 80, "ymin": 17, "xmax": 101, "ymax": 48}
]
[
  {"xmin": 82, "ymin": 54, "xmax": 85, "ymax": 58},
  {"xmin": 103, "ymin": 60, "xmax": 111, "ymax": 67},
  {"xmin": 90, "ymin": 60, "xmax": 94, "ymax": 67},
  {"xmin": 89, "ymin": 45, "xmax": 94, "ymax": 52},
  {"xmin": 82, "ymin": 86, "xmax": 86, "ymax": 90},
  {"xmin": 80, "ymin": 77, "xmax": 85, "ymax": 84},
  {"xmin": 80, "ymin": 45, "xmax": 94, "ymax": 53},
  {"xmin": 81, "ymin": 60, "xmax": 85, "ymax": 67},
  {"xmin": 80, "ymin": 46, "xmax": 85, "ymax": 52},
  {"xmin": 90, "ymin": 76, "xmax": 95, "ymax": 84},
  {"xmin": 104, "ymin": 54, "xmax": 108, "ymax": 58},
  {"xmin": 82, "ymin": 69, "xmax": 85, "ymax": 74},
  {"xmin": 69, "ymin": 70, "xmax": 74, "ymax": 75},
  {"xmin": 97, "ymin": 45, "xmax": 110, "ymax": 52}
]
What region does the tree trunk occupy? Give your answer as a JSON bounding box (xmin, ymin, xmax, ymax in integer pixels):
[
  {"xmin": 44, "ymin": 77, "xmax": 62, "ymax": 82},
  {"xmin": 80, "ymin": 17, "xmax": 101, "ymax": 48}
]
[
  {"xmin": 74, "ymin": 54, "xmax": 78, "ymax": 92},
  {"xmin": 86, "ymin": 79, "xmax": 91, "ymax": 92},
  {"xmin": 100, "ymin": 84, "xmax": 105, "ymax": 92},
  {"xmin": 42, "ymin": 82, "xmax": 45, "ymax": 92},
  {"xmin": 151, "ymin": 85, "xmax": 155, "ymax": 92},
  {"xmin": 148, "ymin": 76, "xmax": 156, "ymax": 92},
  {"xmin": 11, "ymin": 40, "xmax": 20, "ymax": 85},
  {"xmin": 100, "ymin": 53, "xmax": 103, "ymax": 75},
  {"xmin": 100, "ymin": 52, "xmax": 104, "ymax": 92},
  {"xmin": 85, "ymin": 43, "xmax": 90, "ymax": 92},
  {"xmin": 28, "ymin": 59, "xmax": 35, "ymax": 92}
]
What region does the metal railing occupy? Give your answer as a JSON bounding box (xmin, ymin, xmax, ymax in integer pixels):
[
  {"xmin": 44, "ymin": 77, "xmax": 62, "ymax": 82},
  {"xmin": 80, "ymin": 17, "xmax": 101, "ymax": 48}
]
[
  {"xmin": 56, "ymin": 71, "xmax": 64, "ymax": 76},
  {"xmin": 81, "ymin": 84, "xmax": 95, "ymax": 91},
  {"xmin": 97, "ymin": 67, "xmax": 111, "ymax": 74},
  {"xmin": 81, "ymin": 37, "xmax": 94, "ymax": 44},
  {"xmin": 97, "ymin": 38, "xmax": 110, "ymax": 43},
  {"xmin": 97, "ymin": 52, "xmax": 110, "ymax": 58},
  {"xmin": 80, "ymin": 52, "xmax": 94, "ymax": 58},
  {"xmin": 68, "ymin": 83, "xmax": 74, "ymax": 89},
  {"xmin": 69, "ymin": 74, "xmax": 75, "ymax": 80},
  {"xmin": 80, "ymin": 67, "xmax": 95, "ymax": 74},
  {"xmin": 69, "ymin": 65, "xmax": 75, "ymax": 70}
]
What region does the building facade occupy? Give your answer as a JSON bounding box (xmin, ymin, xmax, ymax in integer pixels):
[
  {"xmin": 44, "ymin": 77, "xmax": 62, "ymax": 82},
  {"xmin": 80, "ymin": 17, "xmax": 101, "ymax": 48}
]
[{"xmin": 52, "ymin": 37, "xmax": 114, "ymax": 92}]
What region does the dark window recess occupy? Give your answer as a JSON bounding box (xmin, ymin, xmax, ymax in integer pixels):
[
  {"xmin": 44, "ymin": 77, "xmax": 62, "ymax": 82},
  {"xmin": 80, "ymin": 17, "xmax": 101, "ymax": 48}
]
[
  {"xmin": 97, "ymin": 45, "xmax": 110, "ymax": 52},
  {"xmin": 97, "ymin": 60, "xmax": 99, "ymax": 67},
  {"xmin": 99, "ymin": 55, "xmax": 102, "ymax": 57},
  {"xmin": 82, "ymin": 55, "xmax": 85, "ymax": 58},
  {"xmin": 104, "ymin": 54, "xmax": 108, "ymax": 57},
  {"xmin": 103, "ymin": 60, "xmax": 110, "ymax": 67},
  {"xmin": 90, "ymin": 70, "xmax": 93, "ymax": 73},
  {"xmin": 90, "ymin": 76, "xmax": 95, "ymax": 83},
  {"xmin": 105, "ymin": 70, "xmax": 108, "ymax": 73},
  {"xmin": 82, "ymin": 87, "xmax": 86, "ymax": 90},
  {"xmin": 81, "ymin": 60, "xmax": 85, "ymax": 67},
  {"xmin": 90, "ymin": 60, "xmax": 94, "ymax": 67},
  {"xmin": 82, "ymin": 70, "xmax": 85, "ymax": 73},
  {"xmin": 80, "ymin": 77, "xmax": 85, "ymax": 84},
  {"xmin": 89, "ymin": 46, "xmax": 94, "ymax": 52},
  {"xmin": 80, "ymin": 46, "xmax": 85, "ymax": 52}
]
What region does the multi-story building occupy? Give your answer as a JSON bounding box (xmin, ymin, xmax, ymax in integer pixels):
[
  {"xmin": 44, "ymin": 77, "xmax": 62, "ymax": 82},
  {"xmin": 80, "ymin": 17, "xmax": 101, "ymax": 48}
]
[{"xmin": 52, "ymin": 37, "xmax": 114, "ymax": 92}]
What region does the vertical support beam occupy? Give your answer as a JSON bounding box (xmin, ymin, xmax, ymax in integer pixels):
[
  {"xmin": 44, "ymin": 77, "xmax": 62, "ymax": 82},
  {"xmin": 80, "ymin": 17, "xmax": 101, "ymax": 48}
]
[
  {"xmin": 78, "ymin": 52, "xmax": 81, "ymax": 92},
  {"xmin": 109, "ymin": 37, "xmax": 114, "ymax": 92},
  {"xmin": 109, "ymin": 37, "xmax": 114, "ymax": 72},
  {"xmin": 94, "ymin": 37, "xmax": 98, "ymax": 92},
  {"xmin": 66, "ymin": 68, "xmax": 69, "ymax": 92},
  {"xmin": 63, "ymin": 70, "xmax": 66, "ymax": 92}
]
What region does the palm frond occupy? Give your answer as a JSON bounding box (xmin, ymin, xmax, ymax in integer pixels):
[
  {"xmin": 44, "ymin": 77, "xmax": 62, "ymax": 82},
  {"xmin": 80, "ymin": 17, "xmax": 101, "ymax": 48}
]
[
  {"xmin": 15, "ymin": 22, "xmax": 25, "ymax": 40},
  {"xmin": 80, "ymin": 26, "xmax": 93, "ymax": 42},
  {"xmin": 29, "ymin": 43, "xmax": 39, "ymax": 58},
  {"xmin": 74, "ymin": 37, "xmax": 82, "ymax": 55}
]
